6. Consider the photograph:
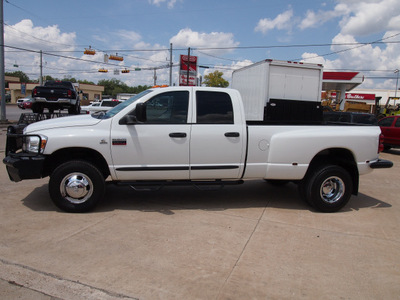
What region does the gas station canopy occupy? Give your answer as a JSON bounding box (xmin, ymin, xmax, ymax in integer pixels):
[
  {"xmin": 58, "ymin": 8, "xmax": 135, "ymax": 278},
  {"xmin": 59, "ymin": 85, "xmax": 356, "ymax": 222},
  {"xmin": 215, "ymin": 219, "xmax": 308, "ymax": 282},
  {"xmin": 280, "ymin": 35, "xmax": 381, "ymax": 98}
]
[{"xmin": 322, "ymin": 72, "xmax": 364, "ymax": 92}]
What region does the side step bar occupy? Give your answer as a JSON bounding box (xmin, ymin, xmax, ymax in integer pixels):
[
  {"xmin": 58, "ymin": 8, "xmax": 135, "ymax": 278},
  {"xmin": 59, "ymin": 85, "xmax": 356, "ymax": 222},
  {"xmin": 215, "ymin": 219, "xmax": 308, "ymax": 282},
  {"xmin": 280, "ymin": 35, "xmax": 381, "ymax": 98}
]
[{"xmin": 113, "ymin": 179, "xmax": 244, "ymax": 191}]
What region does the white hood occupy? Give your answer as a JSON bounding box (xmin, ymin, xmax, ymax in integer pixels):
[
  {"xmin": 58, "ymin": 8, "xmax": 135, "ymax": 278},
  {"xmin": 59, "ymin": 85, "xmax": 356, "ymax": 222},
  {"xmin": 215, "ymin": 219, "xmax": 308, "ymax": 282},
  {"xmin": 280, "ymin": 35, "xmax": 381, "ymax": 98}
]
[{"xmin": 25, "ymin": 114, "xmax": 102, "ymax": 133}]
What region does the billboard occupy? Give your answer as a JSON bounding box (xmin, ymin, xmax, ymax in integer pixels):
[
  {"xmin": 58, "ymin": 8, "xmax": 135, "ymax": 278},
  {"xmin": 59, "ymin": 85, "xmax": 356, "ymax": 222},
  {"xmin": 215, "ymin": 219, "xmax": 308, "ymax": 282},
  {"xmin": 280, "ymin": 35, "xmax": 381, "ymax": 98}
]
[{"xmin": 179, "ymin": 55, "xmax": 197, "ymax": 86}]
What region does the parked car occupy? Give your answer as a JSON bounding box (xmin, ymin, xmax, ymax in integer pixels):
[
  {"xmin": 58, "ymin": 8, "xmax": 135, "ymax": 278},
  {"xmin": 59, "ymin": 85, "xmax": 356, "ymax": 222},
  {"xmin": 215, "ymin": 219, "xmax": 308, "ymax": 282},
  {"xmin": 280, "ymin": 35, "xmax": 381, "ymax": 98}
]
[
  {"xmin": 81, "ymin": 99, "xmax": 122, "ymax": 114},
  {"xmin": 378, "ymin": 116, "xmax": 400, "ymax": 150},
  {"xmin": 17, "ymin": 96, "xmax": 33, "ymax": 109},
  {"xmin": 324, "ymin": 111, "xmax": 378, "ymax": 125}
]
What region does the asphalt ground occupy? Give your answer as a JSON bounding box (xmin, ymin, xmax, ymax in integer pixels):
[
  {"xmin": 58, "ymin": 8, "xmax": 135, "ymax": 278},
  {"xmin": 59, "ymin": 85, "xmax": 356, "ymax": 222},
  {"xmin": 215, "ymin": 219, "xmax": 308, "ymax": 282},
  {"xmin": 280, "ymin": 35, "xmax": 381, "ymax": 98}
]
[{"xmin": 0, "ymin": 124, "xmax": 399, "ymax": 299}]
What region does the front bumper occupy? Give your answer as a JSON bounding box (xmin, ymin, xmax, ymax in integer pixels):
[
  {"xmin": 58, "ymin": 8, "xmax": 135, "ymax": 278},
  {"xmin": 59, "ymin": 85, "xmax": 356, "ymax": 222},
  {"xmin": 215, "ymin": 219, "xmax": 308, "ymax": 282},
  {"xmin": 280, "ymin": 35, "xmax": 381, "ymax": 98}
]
[
  {"xmin": 3, "ymin": 127, "xmax": 46, "ymax": 182},
  {"xmin": 3, "ymin": 154, "xmax": 46, "ymax": 182},
  {"xmin": 369, "ymin": 159, "xmax": 393, "ymax": 169}
]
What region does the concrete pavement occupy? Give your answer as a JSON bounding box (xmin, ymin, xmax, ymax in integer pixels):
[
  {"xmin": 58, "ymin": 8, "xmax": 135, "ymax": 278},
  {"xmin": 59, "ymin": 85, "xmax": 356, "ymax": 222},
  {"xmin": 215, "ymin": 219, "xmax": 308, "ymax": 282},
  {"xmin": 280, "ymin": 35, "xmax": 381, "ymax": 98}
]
[{"xmin": 0, "ymin": 126, "xmax": 399, "ymax": 299}]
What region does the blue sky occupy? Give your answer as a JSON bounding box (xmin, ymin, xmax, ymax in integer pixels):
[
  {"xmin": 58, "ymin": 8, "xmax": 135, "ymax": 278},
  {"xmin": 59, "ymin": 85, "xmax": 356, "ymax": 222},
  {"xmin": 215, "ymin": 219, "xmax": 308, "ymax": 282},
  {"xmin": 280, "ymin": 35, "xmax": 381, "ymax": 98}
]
[{"xmin": 3, "ymin": 0, "xmax": 400, "ymax": 89}]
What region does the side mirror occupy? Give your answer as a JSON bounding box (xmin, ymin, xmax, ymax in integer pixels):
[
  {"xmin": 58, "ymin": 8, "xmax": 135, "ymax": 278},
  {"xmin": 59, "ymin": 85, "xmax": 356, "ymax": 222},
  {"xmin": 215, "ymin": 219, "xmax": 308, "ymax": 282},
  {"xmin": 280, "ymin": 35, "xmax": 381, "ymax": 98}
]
[
  {"xmin": 118, "ymin": 103, "xmax": 147, "ymax": 125},
  {"xmin": 135, "ymin": 102, "xmax": 147, "ymax": 123},
  {"xmin": 119, "ymin": 115, "xmax": 137, "ymax": 125}
]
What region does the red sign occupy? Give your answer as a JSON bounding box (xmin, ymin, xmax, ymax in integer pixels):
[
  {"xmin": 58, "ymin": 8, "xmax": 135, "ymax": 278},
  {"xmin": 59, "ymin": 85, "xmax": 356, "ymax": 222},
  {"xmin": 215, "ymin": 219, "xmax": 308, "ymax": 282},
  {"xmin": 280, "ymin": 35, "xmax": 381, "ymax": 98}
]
[
  {"xmin": 329, "ymin": 92, "xmax": 375, "ymax": 101},
  {"xmin": 180, "ymin": 55, "xmax": 198, "ymax": 86},
  {"xmin": 345, "ymin": 93, "xmax": 375, "ymax": 100},
  {"xmin": 180, "ymin": 55, "xmax": 197, "ymax": 72}
]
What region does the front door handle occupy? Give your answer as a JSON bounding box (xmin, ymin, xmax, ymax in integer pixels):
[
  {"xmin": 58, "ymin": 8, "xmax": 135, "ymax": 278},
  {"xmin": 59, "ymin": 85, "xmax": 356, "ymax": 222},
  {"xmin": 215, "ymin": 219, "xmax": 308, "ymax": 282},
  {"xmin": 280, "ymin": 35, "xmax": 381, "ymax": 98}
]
[
  {"xmin": 169, "ymin": 132, "xmax": 187, "ymax": 138},
  {"xmin": 225, "ymin": 132, "xmax": 240, "ymax": 137}
]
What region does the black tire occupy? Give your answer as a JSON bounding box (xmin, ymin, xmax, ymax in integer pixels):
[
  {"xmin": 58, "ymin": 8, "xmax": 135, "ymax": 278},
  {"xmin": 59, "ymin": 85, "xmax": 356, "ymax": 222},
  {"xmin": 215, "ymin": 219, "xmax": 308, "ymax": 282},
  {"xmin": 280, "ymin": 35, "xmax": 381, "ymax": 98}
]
[
  {"xmin": 49, "ymin": 160, "xmax": 105, "ymax": 213},
  {"xmin": 32, "ymin": 103, "xmax": 44, "ymax": 114},
  {"xmin": 68, "ymin": 102, "xmax": 81, "ymax": 114},
  {"xmin": 304, "ymin": 165, "xmax": 353, "ymax": 213}
]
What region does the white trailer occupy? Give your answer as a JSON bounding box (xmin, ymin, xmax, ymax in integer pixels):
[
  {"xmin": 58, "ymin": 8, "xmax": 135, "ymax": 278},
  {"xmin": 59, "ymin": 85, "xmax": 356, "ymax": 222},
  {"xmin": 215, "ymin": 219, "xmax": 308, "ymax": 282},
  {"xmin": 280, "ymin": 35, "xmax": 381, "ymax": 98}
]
[{"xmin": 231, "ymin": 59, "xmax": 323, "ymax": 123}]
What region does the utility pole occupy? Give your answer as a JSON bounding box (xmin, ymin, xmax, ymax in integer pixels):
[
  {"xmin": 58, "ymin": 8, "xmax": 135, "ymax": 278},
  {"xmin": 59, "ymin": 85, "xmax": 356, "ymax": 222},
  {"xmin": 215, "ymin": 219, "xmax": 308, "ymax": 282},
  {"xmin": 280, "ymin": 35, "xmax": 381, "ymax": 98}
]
[
  {"xmin": 153, "ymin": 68, "xmax": 157, "ymax": 86},
  {"xmin": 169, "ymin": 43, "xmax": 173, "ymax": 86},
  {"xmin": 39, "ymin": 50, "xmax": 43, "ymax": 85},
  {"xmin": 186, "ymin": 47, "xmax": 190, "ymax": 86},
  {"xmin": 0, "ymin": 0, "xmax": 7, "ymax": 123},
  {"xmin": 395, "ymin": 69, "xmax": 399, "ymax": 106}
]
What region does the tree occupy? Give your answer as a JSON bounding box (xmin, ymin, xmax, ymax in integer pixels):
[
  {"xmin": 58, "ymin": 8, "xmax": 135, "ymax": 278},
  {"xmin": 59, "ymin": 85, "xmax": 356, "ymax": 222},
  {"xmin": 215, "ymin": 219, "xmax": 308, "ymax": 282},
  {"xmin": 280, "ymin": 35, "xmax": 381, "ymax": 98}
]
[
  {"xmin": 43, "ymin": 75, "xmax": 53, "ymax": 81},
  {"xmin": 78, "ymin": 79, "xmax": 95, "ymax": 85},
  {"xmin": 5, "ymin": 71, "xmax": 31, "ymax": 83},
  {"xmin": 97, "ymin": 78, "xmax": 151, "ymax": 96},
  {"xmin": 203, "ymin": 70, "xmax": 229, "ymax": 88}
]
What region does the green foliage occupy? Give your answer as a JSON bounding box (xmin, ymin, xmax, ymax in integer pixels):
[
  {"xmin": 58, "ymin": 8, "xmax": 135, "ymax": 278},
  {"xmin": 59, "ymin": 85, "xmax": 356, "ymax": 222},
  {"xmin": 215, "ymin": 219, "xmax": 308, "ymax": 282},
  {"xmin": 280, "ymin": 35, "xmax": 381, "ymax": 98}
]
[
  {"xmin": 43, "ymin": 75, "xmax": 55, "ymax": 81},
  {"xmin": 62, "ymin": 76, "xmax": 77, "ymax": 83},
  {"xmin": 98, "ymin": 78, "xmax": 151, "ymax": 97},
  {"xmin": 203, "ymin": 70, "xmax": 229, "ymax": 88},
  {"xmin": 5, "ymin": 71, "xmax": 31, "ymax": 83},
  {"xmin": 5, "ymin": 71, "xmax": 149, "ymax": 96},
  {"xmin": 78, "ymin": 79, "xmax": 95, "ymax": 85}
]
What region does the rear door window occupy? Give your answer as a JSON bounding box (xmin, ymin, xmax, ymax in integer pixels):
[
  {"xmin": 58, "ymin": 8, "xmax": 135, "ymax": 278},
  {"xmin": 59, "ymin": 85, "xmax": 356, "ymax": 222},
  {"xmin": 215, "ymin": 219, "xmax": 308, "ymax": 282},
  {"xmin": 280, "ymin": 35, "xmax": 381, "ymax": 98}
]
[{"xmin": 195, "ymin": 91, "xmax": 234, "ymax": 124}]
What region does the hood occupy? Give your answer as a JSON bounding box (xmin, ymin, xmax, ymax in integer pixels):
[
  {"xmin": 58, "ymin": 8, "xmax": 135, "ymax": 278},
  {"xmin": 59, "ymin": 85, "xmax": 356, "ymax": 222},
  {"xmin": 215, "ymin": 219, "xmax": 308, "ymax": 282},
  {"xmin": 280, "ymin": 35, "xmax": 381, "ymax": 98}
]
[{"xmin": 25, "ymin": 114, "xmax": 102, "ymax": 133}]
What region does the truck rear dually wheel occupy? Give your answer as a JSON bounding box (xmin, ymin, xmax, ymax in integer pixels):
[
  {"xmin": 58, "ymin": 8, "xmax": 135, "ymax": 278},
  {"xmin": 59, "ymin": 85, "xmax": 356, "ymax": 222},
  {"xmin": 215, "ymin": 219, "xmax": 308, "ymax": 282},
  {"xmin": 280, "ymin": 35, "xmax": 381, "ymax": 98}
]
[
  {"xmin": 49, "ymin": 160, "xmax": 105, "ymax": 213},
  {"xmin": 304, "ymin": 165, "xmax": 352, "ymax": 213}
]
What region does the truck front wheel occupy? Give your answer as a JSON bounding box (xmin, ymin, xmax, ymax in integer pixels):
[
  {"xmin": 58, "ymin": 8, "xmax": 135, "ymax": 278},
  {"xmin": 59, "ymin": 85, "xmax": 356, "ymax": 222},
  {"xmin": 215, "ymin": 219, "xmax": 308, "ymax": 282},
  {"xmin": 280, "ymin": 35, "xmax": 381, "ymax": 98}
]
[
  {"xmin": 304, "ymin": 165, "xmax": 352, "ymax": 213},
  {"xmin": 49, "ymin": 160, "xmax": 105, "ymax": 213}
]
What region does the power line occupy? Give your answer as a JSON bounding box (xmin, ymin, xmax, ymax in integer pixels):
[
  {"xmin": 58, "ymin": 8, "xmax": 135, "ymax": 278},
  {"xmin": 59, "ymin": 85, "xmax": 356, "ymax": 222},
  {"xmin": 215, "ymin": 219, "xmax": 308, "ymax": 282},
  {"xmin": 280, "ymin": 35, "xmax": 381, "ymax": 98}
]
[{"xmin": 298, "ymin": 32, "xmax": 400, "ymax": 62}]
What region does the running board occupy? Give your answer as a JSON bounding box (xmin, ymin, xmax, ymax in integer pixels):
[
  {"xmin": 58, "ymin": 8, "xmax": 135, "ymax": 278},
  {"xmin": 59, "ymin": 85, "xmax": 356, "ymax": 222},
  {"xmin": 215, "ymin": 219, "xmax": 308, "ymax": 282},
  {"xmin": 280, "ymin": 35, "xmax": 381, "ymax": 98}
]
[{"xmin": 113, "ymin": 179, "xmax": 244, "ymax": 191}]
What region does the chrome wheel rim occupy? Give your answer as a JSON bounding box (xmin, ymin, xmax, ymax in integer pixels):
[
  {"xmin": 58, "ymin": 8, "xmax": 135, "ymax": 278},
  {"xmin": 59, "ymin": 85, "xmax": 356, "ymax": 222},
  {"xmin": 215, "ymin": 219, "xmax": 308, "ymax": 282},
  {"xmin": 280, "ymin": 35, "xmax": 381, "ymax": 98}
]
[
  {"xmin": 60, "ymin": 172, "xmax": 93, "ymax": 204},
  {"xmin": 320, "ymin": 176, "xmax": 345, "ymax": 204}
]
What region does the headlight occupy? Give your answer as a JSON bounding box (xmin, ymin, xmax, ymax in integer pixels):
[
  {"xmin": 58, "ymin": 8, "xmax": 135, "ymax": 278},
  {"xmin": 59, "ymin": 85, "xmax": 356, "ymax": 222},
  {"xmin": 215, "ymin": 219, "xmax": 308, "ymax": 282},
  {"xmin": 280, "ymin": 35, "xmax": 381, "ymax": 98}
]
[{"xmin": 23, "ymin": 135, "xmax": 48, "ymax": 154}]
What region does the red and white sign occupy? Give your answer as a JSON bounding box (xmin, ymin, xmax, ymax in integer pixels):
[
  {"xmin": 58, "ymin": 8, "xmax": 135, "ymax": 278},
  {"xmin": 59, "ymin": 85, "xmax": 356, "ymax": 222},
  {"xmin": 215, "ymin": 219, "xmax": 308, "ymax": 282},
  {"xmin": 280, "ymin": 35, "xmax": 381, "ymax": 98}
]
[
  {"xmin": 330, "ymin": 92, "xmax": 375, "ymax": 102},
  {"xmin": 179, "ymin": 55, "xmax": 198, "ymax": 86},
  {"xmin": 180, "ymin": 55, "xmax": 197, "ymax": 72},
  {"xmin": 179, "ymin": 74, "xmax": 197, "ymax": 86}
]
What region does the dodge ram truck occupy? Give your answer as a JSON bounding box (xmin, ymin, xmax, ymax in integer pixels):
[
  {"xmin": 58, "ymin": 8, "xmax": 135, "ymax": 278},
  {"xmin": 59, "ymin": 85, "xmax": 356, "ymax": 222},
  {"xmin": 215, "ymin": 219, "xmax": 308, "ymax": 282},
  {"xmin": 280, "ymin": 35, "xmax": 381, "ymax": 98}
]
[
  {"xmin": 3, "ymin": 86, "xmax": 392, "ymax": 213},
  {"xmin": 31, "ymin": 81, "xmax": 81, "ymax": 114}
]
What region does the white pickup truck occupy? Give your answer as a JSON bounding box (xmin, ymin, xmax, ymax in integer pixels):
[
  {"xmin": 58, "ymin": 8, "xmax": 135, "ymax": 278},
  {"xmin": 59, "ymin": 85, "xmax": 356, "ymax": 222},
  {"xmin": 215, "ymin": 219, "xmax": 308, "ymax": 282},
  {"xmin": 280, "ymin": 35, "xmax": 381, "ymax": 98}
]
[
  {"xmin": 3, "ymin": 85, "xmax": 392, "ymax": 213},
  {"xmin": 81, "ymin": 99, "xmax": 123, "ymax": 114}
]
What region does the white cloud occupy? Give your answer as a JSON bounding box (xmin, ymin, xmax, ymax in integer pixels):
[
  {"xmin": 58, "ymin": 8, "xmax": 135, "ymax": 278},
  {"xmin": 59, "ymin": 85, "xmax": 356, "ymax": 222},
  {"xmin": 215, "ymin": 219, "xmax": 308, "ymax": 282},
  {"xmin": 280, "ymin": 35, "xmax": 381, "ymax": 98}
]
[
  {"xmin": 298, "ymin": 0, "xmax": 400, "ymax": 35},
  {"xmin": 340, "ymin": 0, "xmax": 400, "ymax": 36},
  {"xmin": 255, "ymin": 8, "xmax": 294, "ymax": 34},
  {"xmin": 299, "ymin": 5, "xmax": 347, "ymax": 30},
  {"xmin": 4, "ymin": 19, "xmax": 77, "ymax": 81},
  {"xmin": 148, "ymin": 0, "xmax": 180, "ymax": 9},
  {"xmin": 5, "ymin": 19, "xmax": 76, "ymax": 51},
  {"xmin": 115, "ymin": 30, "xmax": 142, "ymax": 45},
  {"xmin": 298, "ymin": 0, "xmax": 400, "ymax": 88},
  {"xmin": 170, "ymin": 28, "xmax": 239, "ymax": 55}
]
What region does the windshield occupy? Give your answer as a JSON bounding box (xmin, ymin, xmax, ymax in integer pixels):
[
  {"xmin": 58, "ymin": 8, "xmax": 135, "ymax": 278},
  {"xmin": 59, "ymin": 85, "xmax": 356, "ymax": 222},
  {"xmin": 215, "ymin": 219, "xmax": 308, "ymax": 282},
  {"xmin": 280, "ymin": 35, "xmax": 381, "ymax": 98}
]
[{"xmin": 91, "ymin": 89, "xmax": 153, "ymax": 119}]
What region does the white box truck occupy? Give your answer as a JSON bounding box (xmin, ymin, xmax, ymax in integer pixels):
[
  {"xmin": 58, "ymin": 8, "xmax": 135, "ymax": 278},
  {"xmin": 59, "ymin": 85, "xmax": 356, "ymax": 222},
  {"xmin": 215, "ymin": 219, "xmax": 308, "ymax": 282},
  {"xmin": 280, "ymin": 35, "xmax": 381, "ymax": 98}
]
[{"xmin": 231, "ymin": 59, "xmax": 323, "ymax": 123}]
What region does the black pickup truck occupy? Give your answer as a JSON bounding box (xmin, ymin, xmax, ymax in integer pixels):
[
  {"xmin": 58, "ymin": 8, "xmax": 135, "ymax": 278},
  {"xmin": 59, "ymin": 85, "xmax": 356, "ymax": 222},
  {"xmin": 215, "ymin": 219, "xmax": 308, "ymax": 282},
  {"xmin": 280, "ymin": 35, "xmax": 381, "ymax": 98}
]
[{"xmin": 31, "ymin": 81, "xmax": 81, "ymax": 114}]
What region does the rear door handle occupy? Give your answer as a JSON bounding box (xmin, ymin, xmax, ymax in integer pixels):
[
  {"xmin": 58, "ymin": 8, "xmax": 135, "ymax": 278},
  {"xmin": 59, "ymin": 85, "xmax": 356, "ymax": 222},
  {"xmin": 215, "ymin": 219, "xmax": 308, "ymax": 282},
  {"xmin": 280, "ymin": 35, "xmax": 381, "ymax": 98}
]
[
  {"xmin": 169, "ymin": 132, "xmax": 187, "ymax": 138},
  {"xmin": 225, "ymin": 132, "xmax": 240, "ymax": 137}
]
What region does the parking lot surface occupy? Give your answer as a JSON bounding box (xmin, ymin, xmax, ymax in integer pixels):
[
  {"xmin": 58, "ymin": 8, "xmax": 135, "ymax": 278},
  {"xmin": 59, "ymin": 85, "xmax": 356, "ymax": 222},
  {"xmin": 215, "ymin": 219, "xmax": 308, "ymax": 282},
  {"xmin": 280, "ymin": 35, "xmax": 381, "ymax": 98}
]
[{"xmin": 0, "ymin": 125, "xmax": 399, "ymax": 299}]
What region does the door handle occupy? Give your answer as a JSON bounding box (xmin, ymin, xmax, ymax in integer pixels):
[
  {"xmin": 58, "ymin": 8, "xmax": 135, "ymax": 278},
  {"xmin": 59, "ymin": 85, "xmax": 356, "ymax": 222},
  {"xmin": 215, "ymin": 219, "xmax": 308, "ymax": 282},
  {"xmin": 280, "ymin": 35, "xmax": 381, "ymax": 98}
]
[
  {"xmin": 225, "ymin": 132, "xmax": 240, "ymax": 137},
  {"xmin": 169, "ymin": 132, "xmax": 187, "ymax": 138}
]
